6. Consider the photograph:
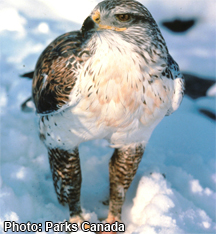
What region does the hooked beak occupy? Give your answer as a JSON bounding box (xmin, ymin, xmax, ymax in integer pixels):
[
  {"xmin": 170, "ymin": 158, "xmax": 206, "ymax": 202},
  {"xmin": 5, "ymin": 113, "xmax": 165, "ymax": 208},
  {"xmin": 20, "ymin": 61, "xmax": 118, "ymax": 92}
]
[
  {"xmin": 81, "ymin": 10, "xmax": 127, "ymax": 37},
  {"xmin": 81, "ymin": 16, "xmax": 97, "ymax": 37}
]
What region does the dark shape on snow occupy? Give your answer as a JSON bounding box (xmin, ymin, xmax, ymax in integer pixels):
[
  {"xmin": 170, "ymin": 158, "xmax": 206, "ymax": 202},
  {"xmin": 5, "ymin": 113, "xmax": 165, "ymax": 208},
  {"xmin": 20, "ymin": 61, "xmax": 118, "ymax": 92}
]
[
  {"xmin": 20, "ymin": 71, "xmax": 34, "ymax": 79},
  {"xmin": 20, "ymin": 71, "xmax": 34, "ymax": 112},
  {"xmin": 199, "ymin": 109, "xmax": 216, "ymax": 121},
  {"xmin": 183, "ymin": 72, "xmax": 215, "ymax": 99},
  {"xmin": 21, "ymin": 96, "xmax": 34, "ymax": 112},
  {"xmin": 102, "ymin": 199, "xmax": 109, "ymax": 206},
  {"xmin": 162, "ymin": 18, "xmax": 196, "ymax": 33}
]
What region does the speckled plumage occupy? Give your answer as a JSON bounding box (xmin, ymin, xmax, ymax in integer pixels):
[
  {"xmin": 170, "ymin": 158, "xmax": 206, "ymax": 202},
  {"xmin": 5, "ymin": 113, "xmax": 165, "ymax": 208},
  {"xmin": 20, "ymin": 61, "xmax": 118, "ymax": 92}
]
[{"xmin": 32, "ymin": 0, "xmax": 184, "ymax": 227}]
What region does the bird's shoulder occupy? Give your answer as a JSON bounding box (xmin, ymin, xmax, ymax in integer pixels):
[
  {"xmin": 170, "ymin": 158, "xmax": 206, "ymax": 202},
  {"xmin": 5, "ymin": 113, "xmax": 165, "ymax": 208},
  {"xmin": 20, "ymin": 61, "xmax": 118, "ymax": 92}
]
[
  {"xmin": 32, "ymin": 30, "xmax": 87, "ymax": 115},
  {"xmin": 164, "ymin": 54, "xmax": 185, "ymax": 115},
  {"xmin": 166, "ymin": 53, "xmax": 183, "ymax": 79}
]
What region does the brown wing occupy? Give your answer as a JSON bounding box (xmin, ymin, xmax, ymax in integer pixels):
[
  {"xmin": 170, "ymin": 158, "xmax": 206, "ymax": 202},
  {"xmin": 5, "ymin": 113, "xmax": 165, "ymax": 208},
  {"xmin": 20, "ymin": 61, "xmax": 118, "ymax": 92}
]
[{"xmin": 32, "ymin": 31, "xmax": 85, "ymax": 114}]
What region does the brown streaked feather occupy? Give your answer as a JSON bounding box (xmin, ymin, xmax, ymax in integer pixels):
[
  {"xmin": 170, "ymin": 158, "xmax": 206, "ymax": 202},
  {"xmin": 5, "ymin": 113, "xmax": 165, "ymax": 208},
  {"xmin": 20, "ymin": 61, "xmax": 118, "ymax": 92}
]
[
  {"xmin": 48, "ymin": 147, "xmax": 82, "ymax": 217},
  {"xmin": 32, "ymin": 31, "xmax": 85, "ymax": 114},
  {"xmin": 108, "ymin": 144, "xmax": 144, "ymax": 221}
]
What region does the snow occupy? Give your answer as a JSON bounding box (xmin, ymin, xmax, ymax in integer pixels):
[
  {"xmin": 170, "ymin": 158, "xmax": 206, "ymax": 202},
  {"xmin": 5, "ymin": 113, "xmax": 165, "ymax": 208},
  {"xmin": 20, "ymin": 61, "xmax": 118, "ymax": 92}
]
[
  {"xmin": 0, "ymin": 0, "xmax": 215, "ymax": 233},
  {"xmin": 207, "ymin": 84, "xmax": 216, "ymax": 97}
]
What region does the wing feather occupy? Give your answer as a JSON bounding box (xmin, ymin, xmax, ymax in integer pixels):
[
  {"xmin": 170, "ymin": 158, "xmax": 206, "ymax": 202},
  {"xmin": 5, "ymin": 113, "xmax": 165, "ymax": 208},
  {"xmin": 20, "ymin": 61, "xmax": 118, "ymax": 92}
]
[{"xmin": 32, "ymin": 31, "xmax": 84, "ymax": 114}]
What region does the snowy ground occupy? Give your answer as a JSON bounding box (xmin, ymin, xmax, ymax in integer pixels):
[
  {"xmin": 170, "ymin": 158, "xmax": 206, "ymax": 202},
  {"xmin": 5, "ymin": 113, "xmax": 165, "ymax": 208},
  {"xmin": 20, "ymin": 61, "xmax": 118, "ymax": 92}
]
[{"xmin": 0, "ymin": 0, "xmax": 216, "ymax": 233}]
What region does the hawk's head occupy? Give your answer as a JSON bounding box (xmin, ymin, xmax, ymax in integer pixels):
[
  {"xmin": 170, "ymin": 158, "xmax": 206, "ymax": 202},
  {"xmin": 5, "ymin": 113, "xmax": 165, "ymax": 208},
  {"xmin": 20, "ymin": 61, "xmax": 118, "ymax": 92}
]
[{"xmin": 81, "ymin": 0, "xmax": 167, "ymax": 55}]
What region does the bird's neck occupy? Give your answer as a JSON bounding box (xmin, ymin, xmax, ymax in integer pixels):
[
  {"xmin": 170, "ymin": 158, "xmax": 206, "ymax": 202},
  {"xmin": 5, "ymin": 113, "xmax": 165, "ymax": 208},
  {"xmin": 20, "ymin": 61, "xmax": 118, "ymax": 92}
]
[{"xmin": 83, "ymin": 32, "xmax": 144, "ymax": 83}]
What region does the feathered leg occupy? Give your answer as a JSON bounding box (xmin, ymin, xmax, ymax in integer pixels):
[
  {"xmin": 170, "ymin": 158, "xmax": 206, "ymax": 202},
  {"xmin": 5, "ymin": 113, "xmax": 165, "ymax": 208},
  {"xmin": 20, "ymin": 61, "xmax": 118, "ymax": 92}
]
[
  {"xmin": 107, "ymin": 144, "xmax": 145, "ymax": 222},
  {"xmin": 48, "ymin": 147, "xmax": 83, "ymax": 223}
]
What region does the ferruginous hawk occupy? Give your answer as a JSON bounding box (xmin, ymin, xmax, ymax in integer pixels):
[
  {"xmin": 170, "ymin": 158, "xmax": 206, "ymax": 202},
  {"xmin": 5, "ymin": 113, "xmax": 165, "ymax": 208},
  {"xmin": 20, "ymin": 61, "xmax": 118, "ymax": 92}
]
[{"xmin": 32, "ymin": 0, "xmax": 184, "ymax": 231}]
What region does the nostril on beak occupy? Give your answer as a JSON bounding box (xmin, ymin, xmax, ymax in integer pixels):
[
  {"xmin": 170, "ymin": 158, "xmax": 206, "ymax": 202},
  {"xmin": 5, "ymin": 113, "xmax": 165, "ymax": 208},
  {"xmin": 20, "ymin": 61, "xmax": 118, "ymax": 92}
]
[{"xmin": 95, "ymin": 17, "xmax": 100, "ymax": 23}]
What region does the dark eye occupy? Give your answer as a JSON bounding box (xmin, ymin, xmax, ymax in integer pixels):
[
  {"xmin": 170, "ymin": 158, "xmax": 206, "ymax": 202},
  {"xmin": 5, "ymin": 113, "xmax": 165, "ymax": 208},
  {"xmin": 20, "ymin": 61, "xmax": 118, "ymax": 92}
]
[{"xmin": 116, "ymin": 14, "xmax": 131, "ymax": 22}]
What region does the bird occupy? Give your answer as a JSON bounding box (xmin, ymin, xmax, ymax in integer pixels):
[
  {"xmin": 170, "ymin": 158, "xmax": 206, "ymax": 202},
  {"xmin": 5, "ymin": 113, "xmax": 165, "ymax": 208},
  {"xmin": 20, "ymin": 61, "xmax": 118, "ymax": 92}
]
[{"xmin": 32, "ymin": 0, "xmax": 184, "ymax": 231}]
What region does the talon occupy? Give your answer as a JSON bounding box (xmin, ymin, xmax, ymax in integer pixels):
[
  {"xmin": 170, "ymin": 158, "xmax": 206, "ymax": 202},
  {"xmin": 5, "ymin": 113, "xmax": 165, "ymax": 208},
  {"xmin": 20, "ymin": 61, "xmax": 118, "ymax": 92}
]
[
  {"xmin": 69, "ymin": 214, "xmax": 84, "ymax": 228},
  {"xmin": 84, "ymin": 223, "xmax": 91, "ymax": 230},
  {"xmin": 97, "ymin": 219, "xmax": 119, "ymax": 234}
]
